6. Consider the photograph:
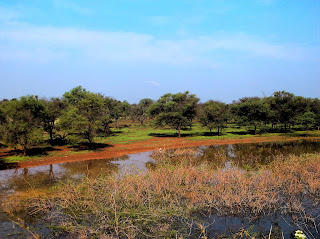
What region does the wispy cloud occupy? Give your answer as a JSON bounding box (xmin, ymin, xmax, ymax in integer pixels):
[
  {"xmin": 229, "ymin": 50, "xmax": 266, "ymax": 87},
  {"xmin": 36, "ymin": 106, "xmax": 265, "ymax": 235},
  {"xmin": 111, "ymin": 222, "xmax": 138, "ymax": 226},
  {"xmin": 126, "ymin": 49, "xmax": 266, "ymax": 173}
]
[
  {"xmin": 144, "ymin": 81, "xmax": 160, "ymax": 87},
  {"xmin": 150, "ymin": 16, "xmax": 170, "ymax": 25},
  {"xmin": 53, "ymin": 0, "xmax": 92, "ymax": 15},
  {"xmin": 0, "ymin": 17, "xmax": 316, "ymax": 66},
  {"xmin": 0, "ymin": 7, "xmax": 21, "ymax": 23}
]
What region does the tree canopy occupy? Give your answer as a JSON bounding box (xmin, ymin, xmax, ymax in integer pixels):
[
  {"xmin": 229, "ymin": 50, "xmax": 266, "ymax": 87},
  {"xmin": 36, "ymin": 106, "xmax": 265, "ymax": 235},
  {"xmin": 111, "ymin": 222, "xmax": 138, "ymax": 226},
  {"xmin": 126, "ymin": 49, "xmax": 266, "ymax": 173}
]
[{"xmin": 148, "ymin": 91, "xmax": 199, "ymax": 137}]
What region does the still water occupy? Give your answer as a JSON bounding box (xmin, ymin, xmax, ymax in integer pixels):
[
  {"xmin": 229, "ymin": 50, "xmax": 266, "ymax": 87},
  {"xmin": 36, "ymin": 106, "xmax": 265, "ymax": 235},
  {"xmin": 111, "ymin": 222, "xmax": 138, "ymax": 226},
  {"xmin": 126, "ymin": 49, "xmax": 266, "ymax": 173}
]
[{"xmin": 1, "ymin": 139, "xmax": 320, "ymax": 238}]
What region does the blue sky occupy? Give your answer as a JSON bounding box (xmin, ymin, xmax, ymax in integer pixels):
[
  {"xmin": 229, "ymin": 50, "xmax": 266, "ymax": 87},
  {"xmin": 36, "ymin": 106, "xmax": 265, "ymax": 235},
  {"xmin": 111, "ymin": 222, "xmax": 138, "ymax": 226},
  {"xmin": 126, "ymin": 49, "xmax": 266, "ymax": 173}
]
[{"xmin": 0, "ymin": 0, "xmax": 319, "ymax": 103}]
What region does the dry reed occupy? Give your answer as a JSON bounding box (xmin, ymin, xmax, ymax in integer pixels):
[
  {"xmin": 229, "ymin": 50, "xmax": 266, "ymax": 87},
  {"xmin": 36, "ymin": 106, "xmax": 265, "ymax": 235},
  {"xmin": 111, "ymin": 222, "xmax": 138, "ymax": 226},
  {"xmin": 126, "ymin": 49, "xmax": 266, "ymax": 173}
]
[{"xmin": 5, "ymin": 152, "xmax": 320, "ymax": 238}]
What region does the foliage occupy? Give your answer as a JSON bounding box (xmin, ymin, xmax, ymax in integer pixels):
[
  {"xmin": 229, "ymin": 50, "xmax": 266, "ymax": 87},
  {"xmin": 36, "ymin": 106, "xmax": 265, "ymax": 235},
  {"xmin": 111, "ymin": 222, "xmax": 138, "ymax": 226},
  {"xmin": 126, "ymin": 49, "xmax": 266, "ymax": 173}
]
[
  {"xmin": 59, "ymin": 87, "xmax": 105, "ymax": 144},
  {"xmin": 148, "ymin": 91, "xmax": 199, "ymax": 137},
  {"xmin": 131, "ymin": 98, "xmax": 154, "ymax": 125},
  {"xmin": 232, "ymin": 97, "xmax": 271, "ymax": 135},
  {"xmin": 42, "ymin": 97, "xmax": 66, "ymax": 142},
  {"xmin": 0, "ymin": 96, "xmax": 46, "ymax": 154},
  {"xmin": 298, "ymin": 111, "xmax": 316, "ymax": 134},
  {"xmin": 198, "ymin": 100, "xmax": 228, "ymax": 135}
]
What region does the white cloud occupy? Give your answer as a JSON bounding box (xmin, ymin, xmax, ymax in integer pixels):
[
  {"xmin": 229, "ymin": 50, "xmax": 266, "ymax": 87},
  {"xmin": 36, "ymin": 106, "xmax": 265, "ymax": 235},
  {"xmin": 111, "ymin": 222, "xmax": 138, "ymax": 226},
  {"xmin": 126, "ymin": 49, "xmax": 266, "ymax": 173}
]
[
  {"xmin": 144, "ymin": 81, "xmax": 160, "ymax": 87},
  {"xmin": 0, "ymin": 18, "xmax": 315, "ymax": 66}
]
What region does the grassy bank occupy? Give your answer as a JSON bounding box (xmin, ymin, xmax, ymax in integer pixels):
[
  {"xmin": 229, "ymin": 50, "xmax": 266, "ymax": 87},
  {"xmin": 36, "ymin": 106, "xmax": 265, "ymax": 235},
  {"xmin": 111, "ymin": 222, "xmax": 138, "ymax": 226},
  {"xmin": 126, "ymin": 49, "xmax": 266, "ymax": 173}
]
[
  {"xmin": 1, "ymin": 121, "xmax": 319, "ymax": 164},
  {"xmin": 5, "ymin": 152, "xmax": 320, "ymax": 238}
]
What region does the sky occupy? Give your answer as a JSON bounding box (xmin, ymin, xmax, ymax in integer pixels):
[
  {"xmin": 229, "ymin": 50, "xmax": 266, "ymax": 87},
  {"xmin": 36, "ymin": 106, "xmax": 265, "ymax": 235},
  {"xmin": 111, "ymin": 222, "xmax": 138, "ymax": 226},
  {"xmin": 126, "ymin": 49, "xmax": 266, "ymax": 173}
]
[{"xmin": 0, "ymin": 0, "xmax": 319, "ymax": 103}]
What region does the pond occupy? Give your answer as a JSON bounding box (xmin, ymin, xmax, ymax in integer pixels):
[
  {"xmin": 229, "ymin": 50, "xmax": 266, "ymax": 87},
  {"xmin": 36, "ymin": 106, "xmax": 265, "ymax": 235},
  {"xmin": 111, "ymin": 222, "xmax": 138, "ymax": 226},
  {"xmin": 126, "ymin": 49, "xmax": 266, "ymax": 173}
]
[{"xmin": 1, "ymin": 139, "xmax": 320, "ymax": 238}]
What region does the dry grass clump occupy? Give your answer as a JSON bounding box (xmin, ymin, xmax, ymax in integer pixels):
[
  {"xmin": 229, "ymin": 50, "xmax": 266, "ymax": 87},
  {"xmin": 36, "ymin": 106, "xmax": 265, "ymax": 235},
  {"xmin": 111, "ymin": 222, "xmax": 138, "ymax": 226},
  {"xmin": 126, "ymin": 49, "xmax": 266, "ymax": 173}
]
[{"xmin": 13, "ymin": 153, "xmax": 320, "ymax": 238}]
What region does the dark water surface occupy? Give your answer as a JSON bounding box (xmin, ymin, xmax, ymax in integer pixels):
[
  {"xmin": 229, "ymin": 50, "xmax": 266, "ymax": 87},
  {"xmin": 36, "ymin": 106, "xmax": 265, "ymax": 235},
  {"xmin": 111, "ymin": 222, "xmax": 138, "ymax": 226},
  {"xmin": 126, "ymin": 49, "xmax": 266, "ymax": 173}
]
[{"xmin": 1, "ymin": 139, "xmax": 320, "ymax": 238}]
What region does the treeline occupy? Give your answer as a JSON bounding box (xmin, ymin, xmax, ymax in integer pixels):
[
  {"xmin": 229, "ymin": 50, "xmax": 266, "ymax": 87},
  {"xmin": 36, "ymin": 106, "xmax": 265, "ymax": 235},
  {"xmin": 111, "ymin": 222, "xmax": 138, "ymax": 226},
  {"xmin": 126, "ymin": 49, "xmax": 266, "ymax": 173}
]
[{"xmin": 0, "ymin": 86, "xmax": 319, "ymax": 154}]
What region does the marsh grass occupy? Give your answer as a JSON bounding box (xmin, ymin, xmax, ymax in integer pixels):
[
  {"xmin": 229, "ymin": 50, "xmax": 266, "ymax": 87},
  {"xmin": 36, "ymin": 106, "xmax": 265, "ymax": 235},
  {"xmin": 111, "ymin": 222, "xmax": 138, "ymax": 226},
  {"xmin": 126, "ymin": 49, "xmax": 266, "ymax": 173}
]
[{"xmin": 5, "ymin": 153, "xmax": 320, "ymax": 238}]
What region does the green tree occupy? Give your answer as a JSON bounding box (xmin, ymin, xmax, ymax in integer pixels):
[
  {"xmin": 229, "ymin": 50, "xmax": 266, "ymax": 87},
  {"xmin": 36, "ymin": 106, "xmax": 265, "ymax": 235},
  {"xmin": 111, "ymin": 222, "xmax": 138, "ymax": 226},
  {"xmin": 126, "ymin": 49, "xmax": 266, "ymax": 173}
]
[
  {"xmin": 149, "ymin": 92, "xmax": 199, "ymax": 137},
  {"xmin": 0, "ymin": 96, "xmax": 46, "ymax": 154},
  {"xmin": 231, "ymin": 97, "xmax": 271, "ymax": 135},
  {"xmin": 268, "ymin": 91, "xmax": 296, "ymax": 131},
  {"xmin": 104, "ymin": 97, "xmax": 122, "ymax": 129},
  {"xmin": 310, "ymin": 98, "xmax": 320, "ymax": 129},
  {"xmin": 131, "ymin": 98, "xmax": 154, "ymax": 125},
  {"xmin": 42, "ymin": 97, "xmax": 66, "ymax": 142},
  {"xmin": 59, "ymin": 87, "xmax": 105, "ymax": 144},
  {"xmin": 298, "ymin": 111, "xmax": 316, "ymax": 135},
  {"xmin": 199, "ymin": 100, "xmax": 228, "ymax": 135}
]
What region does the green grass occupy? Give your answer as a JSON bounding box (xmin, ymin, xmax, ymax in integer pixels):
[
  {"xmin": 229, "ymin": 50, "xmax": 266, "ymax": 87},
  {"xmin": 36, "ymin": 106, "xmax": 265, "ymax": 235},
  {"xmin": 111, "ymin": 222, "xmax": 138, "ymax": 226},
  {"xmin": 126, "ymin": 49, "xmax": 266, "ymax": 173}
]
[
  {"xmin": 2, "ymin": 155, "xmax": 33, "ymax": 163},
  {"xmin": 1, "ymin": 121, "xmax": 319, "ymax": 164},
  {"xmin": 96, "ymin": 122, "xmax": 320, "ymax": 145}
]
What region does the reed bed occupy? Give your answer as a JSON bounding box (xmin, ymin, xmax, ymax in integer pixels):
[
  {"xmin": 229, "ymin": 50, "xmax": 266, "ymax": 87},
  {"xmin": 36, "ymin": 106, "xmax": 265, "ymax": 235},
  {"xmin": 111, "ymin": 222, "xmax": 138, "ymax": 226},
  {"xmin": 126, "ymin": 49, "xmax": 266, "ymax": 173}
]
[{"xmin": 6, "ymin": 153, "xmax": 320, "ymax": 238}]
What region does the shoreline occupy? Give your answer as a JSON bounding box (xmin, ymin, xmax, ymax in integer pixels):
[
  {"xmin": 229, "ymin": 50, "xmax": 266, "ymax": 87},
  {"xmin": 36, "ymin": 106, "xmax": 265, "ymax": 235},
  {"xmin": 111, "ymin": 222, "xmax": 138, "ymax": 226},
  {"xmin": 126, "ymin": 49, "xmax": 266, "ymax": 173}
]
[{"xmin": 1, "ymin": 136, "xmax": 316, "ymax": 168}]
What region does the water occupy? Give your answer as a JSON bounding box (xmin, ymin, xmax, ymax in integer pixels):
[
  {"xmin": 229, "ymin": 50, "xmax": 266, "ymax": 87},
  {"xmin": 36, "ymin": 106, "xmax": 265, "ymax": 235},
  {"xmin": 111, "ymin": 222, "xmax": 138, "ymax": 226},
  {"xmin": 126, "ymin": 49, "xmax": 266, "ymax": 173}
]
[{"xmin": 0, "ymin": 139, "xmax": 320, "ymax": 238}]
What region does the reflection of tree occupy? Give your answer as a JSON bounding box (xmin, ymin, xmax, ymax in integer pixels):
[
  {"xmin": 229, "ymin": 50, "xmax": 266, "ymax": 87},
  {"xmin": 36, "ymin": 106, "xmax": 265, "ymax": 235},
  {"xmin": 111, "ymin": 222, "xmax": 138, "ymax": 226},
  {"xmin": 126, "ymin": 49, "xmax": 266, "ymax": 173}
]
[
  {"xmin": 7, "ymin": 167, "xmax": 58, "ymax": 192},
  {"xmin": 197, "ymin": 145, "xmax": 230, "ymax": 169},
  {"xmin": 197, "ymin": 140, "xmax": 320, "ymax": 170},
  {"xmin": 113, "ymin": 155, "xmax": 130, "ymax": 161},
  {"xmin": 49, "ymin": 164, "xmax": 54, "ymax": 179},
  {"xmin": 60, "ymin": 158, "xmax": 120, "ymax": 178}
]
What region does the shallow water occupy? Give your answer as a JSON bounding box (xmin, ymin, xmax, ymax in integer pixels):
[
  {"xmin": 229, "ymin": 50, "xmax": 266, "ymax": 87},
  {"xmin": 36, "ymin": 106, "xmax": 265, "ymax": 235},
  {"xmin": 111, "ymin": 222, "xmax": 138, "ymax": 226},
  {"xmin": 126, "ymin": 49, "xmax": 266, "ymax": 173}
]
[{"xmin": 0, "ymin": 139, "xmax": 320, "ymax": 238}]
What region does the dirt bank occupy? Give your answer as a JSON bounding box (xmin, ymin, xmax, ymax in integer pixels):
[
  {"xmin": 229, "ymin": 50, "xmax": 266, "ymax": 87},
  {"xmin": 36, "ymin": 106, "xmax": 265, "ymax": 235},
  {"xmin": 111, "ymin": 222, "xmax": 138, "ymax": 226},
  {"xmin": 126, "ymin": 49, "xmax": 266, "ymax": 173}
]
[{"xmin": 1, "ymin": 136, "xmax": 314, "ymax": 168}]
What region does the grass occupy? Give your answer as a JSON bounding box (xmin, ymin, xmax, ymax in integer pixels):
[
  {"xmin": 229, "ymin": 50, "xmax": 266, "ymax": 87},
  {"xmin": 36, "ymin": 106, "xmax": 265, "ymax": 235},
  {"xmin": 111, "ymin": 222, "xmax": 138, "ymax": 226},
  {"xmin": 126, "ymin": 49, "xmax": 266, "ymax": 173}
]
[
  {"xmin": 1, "ymin": 120, "xmax": 319, "ymax": 164},
  {"xmin": 6, "ymin": 152, "xmax": 319, "ymax": 238},
  {"xmin": 98, "ymin": 121, "xmax": 320, "ymax": 145}
]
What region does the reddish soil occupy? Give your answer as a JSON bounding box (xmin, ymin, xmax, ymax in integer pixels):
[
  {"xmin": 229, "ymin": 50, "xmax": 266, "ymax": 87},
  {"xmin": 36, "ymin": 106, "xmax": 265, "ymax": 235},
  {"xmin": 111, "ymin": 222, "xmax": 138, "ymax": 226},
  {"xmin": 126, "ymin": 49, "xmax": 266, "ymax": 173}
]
[{"xmin": 1, "ymin": 136, "xmax": 319, "ymax": 169}]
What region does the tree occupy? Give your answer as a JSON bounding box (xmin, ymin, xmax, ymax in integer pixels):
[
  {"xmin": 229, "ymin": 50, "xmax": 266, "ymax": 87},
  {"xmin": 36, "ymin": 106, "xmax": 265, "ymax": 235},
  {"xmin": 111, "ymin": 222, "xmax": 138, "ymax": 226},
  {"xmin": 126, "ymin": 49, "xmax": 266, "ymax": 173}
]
[
  {"xmin": 0, "ymin": 96, "xmax": 46, "ymax": 154},
  {"xmin": 199, "ymin": 100, "xmax": 228, "ymax": 135},
  {"xmin": 298, "ymin": 112, "xmax": 316, "ymax": 135},
  {"xmin": 104, "ymin": 97, "xmax": 122, "ymax": 129},
  {"xmin": 231, "ymin": 97, "xmax": 271, "ymax": 135},
  {"xmin": 268, "ymin": 91, "xmax": 296, "ymax": 131},
  {"xmin": 121, "ymin": 100, "xmax": 131, "ymax": 121},
  {"xmin": 148, "ymin": 92, "xmax": 199, "ymax": 137},
  {"xmin": 42, "ymin": 97, "xmax": 66, "ymax": 142},
  {"xmin": 131, "ymin": 98, "xmax": 154, "ymax": 126},
  {"xmin": 310, "ymin": 98, "xmax": 320, "ymax": 129},
  {"xmin": 59, "ymin": 87, "xmax": 105, "ymax": 144}
]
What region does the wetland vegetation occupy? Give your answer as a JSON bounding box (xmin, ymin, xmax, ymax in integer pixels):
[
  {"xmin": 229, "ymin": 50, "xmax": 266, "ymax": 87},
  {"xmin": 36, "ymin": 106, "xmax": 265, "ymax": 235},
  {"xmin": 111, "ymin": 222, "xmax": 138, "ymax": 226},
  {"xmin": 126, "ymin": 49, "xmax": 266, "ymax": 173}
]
[{"xmin": 1, "ymin": 140, "xmax": 320, "ymax": 238}]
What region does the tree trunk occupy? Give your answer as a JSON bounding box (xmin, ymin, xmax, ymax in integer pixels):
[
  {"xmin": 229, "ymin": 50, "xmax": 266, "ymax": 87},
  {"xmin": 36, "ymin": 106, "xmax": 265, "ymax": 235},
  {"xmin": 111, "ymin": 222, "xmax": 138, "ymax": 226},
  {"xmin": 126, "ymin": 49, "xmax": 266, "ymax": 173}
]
[
  {"xmin": 218, "ymin": 127, "xmax": 220, "ymax": 136},
  {"xmin": 254, "ymin": 125, "xmax": 257, "ymax": 135},
  {"xmin": 115, "ymin": 119, "xmax": 118, "ymax": 129},
  {"xmin": 106, "ymin": 125, "xmax": 110, "ymax": 137},
  {"xmin": 49, "ymin": 128, "xmax": 53, "ymax": 141},
  {"xmin": 178, "ymin": 126, "xmax": 181, "ymax": 138},
  {"xmin": 23, "ymin": 146, "xmax": 27, "ymax": 156}
]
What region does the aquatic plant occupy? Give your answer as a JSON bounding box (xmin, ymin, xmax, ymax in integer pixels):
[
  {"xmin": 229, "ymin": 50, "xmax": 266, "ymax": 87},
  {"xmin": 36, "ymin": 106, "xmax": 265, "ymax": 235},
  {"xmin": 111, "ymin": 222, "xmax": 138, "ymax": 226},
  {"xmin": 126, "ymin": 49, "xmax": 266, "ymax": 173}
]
[{"xmin": 4, "ymin": 153, "xmax": 320, "ymax": 238}]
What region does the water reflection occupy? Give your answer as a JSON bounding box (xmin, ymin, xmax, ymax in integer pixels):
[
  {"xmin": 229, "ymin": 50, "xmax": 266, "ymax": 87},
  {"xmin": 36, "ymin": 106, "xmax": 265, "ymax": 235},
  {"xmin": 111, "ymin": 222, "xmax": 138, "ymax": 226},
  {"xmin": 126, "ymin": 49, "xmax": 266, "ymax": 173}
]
[
  {"xmin": 0, "ymin": 151, "xmax": 155, "ymax": 202},
  {"xmin": 197, "ymin": 139, "xmax": 320, "ymax": 169},
  {"xmin": 1, "ymin": 140, "xmax": 320, "ymax": 199}
]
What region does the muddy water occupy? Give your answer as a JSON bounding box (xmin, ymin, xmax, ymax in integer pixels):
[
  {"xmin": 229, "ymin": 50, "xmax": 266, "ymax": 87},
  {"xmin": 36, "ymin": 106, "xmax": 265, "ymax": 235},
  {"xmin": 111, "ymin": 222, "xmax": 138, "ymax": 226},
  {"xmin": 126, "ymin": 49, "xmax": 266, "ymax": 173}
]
[{"xmin": 1, "ymin": 139, "xmax": 320, "ymax": 238}]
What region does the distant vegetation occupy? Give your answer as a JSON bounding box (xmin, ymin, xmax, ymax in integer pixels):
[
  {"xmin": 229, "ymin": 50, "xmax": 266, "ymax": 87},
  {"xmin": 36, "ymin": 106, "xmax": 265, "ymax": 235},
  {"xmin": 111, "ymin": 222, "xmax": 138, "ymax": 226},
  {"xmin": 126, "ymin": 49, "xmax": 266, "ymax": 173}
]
[{"xmin": 0, "ymin": 87, "xmax": 319, "ymax": 154}]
